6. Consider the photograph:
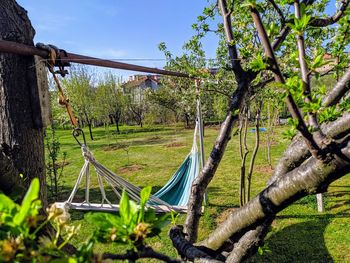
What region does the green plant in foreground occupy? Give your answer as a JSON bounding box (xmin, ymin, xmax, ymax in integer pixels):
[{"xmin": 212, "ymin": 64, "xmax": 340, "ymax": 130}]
[
  {"xmin": 86, "ymin": 186, "xmax": 172, "ymax": 250},
  {"xmin": 0, "ymin": 179, "xmax": 172, "ymax": 262},
  {"xmin": 0, "ymin": 178, "xmax": 85, "ymax": 262}
]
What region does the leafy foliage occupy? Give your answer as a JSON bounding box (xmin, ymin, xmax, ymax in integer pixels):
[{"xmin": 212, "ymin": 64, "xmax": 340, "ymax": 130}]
[
  {"xmin": 0, "ymin": 180, "xmax": 171, "ymax": 262},
  {"xmin": 45, "ymin": 123, "xmax": 67, "ymax": 201},
  {"xmin": 86, "ymin": 187, "xmax": 172, "ymax": 249}
]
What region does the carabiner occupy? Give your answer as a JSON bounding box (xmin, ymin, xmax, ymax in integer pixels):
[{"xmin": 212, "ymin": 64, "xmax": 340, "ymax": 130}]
[{"xmin": 72, "ymin": 128, "xmax": 87, "ymax": 147}]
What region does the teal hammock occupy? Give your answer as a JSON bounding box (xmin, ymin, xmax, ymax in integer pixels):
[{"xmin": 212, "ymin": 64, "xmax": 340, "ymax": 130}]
[
  {"xmin": 154, "ymin": 148, "xmax": 200, "ymax": 206},
  {"xmin": 153, "ymin": 122, "xmax": 200, "ymax": 206}
]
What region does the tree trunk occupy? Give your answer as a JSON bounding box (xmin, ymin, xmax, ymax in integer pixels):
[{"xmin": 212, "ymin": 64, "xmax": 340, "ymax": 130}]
[
  {"xmin": 114, "ymin": 114, "xmax": 120, "ymax": 133},
  {"xmin": 246, "ymin": 101, "xmax": 262, "ymax": 202},
  {"xmin": 88, "ymin": 121, "xmax": 94, "ymax": 141},
  {"xmin": 239, "ymin": 111, "xmax": 249, "ymax": 206},
  {"xmin": 199, "ymin": 138, "xmax": 350, "ymax": 250},
  {"xmin": 0, "ymin": 0, "xmax": 47, "ymax": 206},
  {"xmin": 109, "ymin": 114, "xmax": 114, "ymax": 125},
  {"xmin": 84, "ymin": 113, "xmax": 94, "ymax": 141}
]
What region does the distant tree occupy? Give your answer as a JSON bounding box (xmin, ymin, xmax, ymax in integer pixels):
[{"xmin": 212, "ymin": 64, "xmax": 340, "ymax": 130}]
[
  {"xmin": 95, "ymin": 73, "xmax": 125, "ymax": 132},
  {"xmin": 123, "ymin": 85, "xmax": 149, "ymax": 128},
  {"xmin": 148, "ymin": 79, "xmax": 197, "ymax": 127}
]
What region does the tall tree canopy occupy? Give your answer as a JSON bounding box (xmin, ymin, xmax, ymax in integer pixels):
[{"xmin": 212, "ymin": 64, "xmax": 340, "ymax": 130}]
[{"xmin": 166, "ymin": 0, "xmax": 350, "ymax": 261}]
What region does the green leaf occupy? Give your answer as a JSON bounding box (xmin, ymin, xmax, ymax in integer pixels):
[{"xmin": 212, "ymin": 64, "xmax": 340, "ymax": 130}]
[
  {"xmin": 249, "ymin": 54, "xmax": 266, "ymax": 72},
  {"xmin": 140, "ymin": 186, "xmax": 152, "ymax": 206},
  {"xmin": 241, "ymin": 0, "xmax": 257, "ymax": 9},
  {"xmin": 0, "ymin": 194, "xmax": 18, "ymax": 213},
  {"xmin": 119, "ymin": 190, "xmax": 131, "ymax": 224},
  {"xmin": 129, "ymin": 200, "xmax": 138, "ymax": 224},
  {"xmin": 139, "ymin": 186, "xmax": 152, "ymax": 223},
  {"xmin": 85, "ymin": 213, "xmax": 119, "ymax": 229},
  {"xmin": 14, "ymin": 178, "xmax": 40, "ymax": 225}
]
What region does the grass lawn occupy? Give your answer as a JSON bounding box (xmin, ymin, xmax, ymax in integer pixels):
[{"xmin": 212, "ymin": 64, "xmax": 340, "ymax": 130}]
[{"xmin": 49, "ymin": 124, "xmax": 350, "ymax": 262}]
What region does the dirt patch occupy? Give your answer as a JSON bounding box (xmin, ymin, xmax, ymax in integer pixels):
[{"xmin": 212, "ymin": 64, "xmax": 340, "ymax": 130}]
[
  {"xmin": 255, "ymin": 165, "xmax": 274, "ymax": 175},
  {"xmin": 102, "ymin": 143, "xmax": 129, "ymax": 151},
  {"xmin": 117, "ymin": 164, "xmax": 144, "ymax": 174},
  {"xmin": 216, "ymin": 208, "xmax": 237, "ymax": 224},
  {"xmin": 147, "ymin": 136, "xmax": 162, "ymax": 142},
  {"xmin": 165, "ymin": 142, "xmax": 185, "ymax": 148}
]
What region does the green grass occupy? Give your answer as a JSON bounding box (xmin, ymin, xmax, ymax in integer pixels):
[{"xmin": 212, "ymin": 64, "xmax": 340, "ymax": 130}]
[{"xmin": 50, "ymin": 124, "xmax": 350, "ymax": 262}]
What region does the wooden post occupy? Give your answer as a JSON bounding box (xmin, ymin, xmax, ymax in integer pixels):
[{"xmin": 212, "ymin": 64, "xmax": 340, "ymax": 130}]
[
  {"xmin": 35, "ymin": 56, "xmax": 51, "ymax": 127},
  {"xmin": 317, "ymin": 193, "xmax": 325, "ymax": 212}
]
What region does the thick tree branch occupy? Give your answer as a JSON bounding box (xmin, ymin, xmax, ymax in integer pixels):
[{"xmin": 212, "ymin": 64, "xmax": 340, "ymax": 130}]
[
  {"xmin": 102, "ymin": 246, "xmax": 181, "ymax": 263},
  {"xmin": 272, "ymin": 25, "xmax": 291, "ymax": 51},
  {"xmin": 184, "ymin": 0, "xmax": 255, "ymax": 243},
  {"xmin": 184, "ymin": 77, "xmax": 252, "ymax": 243},
  {"xmin": 323, "ymin": 68, "xmax": 350, "ymax": 107},
  {"xmin": 309, "ymin": 0, "xmax": 350, "ymax": 27},
  {"xmin": 272, "ymin": 66, "xmax": 350, "ymax": 181},
  {"xmin": 170, "ymin": 226, "xmax": 225, "ymax": 262},
  {"xmin": 249, "ymin": 6, "xmax": 322, "ymax": 158},
  {"xmin": 294, "ymin": 0, "xmax": 325, "ymax": 144},
  {"xmin": 226, "ymin": 217, "xmax": 274, "ymax": 263},
  {"xmin": 268, "ymin": 0, "xmax": 285, "ymax": 24},
  {"xmin": 270, "ymin": 113, "xmax": 350, "ymax": 184},
  {"xmin": 218, "ymin": 0, "xmax": 245, "ymax": 78},
  {"xmin": 199, "ymin": 137, "xmax": 350, "ymax": 250}
]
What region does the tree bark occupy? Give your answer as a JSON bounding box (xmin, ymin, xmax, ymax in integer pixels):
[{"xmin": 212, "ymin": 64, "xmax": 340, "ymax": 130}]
[
  {"xmin": 0, "ymin": 0, "xmax": 47, "ymax": 206},
  {"xmin": 114, "ymin": 111, "xmax": 121, "ymax": 133},
  {"xmin": 270, "ymin": 113, "xmax": 350, "ymax": 184},
  {"xmin": 246, "ymin": 102, "xmax": 262, "ymax": 202},
  {"xmin": 184, "ymin": 77, "xmax": 252, "ymax": 243},
  {"xmin": 226, "ymin": 217, "xmax": 273, "ymax": 263},
  {"xmin": 199, "ymin": 138, "xmax": 350, "ymax": 250}
]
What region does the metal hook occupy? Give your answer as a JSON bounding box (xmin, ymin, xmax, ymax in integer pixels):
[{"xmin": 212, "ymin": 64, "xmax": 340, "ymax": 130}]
[{"xmin": 72, "ymin": 128, "xmax": 87, "ymax": 147}]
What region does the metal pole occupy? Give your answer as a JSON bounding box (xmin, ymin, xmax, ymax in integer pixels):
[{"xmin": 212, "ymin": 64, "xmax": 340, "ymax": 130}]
[
  {"xmin": 0, "ymin": 40, "xmax": 190, "ymax": 78},
  {"xmin": 196, "ymin": 80, "xmax": 207, "ymax": 205}
]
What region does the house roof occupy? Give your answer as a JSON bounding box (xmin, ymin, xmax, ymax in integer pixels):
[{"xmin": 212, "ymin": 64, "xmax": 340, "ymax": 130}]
[{"xmin": 122, "ymin": 75, "xmax": 160, "ymax": 89}]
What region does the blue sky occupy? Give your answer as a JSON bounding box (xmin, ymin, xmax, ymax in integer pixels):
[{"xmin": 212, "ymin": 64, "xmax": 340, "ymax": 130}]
[
  {"xmin": 16, "ymin": 1, "xmax": 338, "ymax": 79},
  {"xmin": 16, "ymin": 0, "xmax": 219, "ymax": 79}
]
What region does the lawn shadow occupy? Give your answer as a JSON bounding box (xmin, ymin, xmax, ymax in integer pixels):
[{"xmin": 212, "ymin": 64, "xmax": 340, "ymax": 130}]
[
  {"xmin": 325, "ymin": 191, "xmax": 350, "ymax": 211},
  {"xmin": 248, "ymin": 216, "xmax": 334, "ymax": 263}
]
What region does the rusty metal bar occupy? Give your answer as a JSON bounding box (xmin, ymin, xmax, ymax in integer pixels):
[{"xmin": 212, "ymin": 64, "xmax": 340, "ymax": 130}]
[{"xmin": 0, "ymin": 39, "xmax": 191, "ymax": 78}]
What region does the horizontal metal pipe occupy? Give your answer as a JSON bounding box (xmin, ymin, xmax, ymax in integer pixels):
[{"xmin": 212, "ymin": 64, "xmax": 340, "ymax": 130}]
[{"xmin": 0, "ymin": 39, "xmax": 191, "ymax": 78}]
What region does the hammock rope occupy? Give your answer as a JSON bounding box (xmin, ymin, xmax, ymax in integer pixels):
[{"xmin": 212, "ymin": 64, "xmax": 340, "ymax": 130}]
[{"xmin": 61, "ymin": 139, "xmax": 175, "ymax": 213}]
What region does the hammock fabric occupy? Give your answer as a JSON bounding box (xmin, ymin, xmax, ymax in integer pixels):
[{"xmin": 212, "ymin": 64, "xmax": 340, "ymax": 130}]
[
  {"xmin": 154, "ymin": 144, "xmax": 199, "ymax": 206},
  {"xmin": 154, "ymin": 121, "xmax": 200, "ymax": 206}
]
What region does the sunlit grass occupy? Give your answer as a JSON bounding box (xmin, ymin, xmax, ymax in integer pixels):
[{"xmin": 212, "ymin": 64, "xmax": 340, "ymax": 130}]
[{"xmin": 51, "ymin": 124, "xmax": 350, "ymax": 261}]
